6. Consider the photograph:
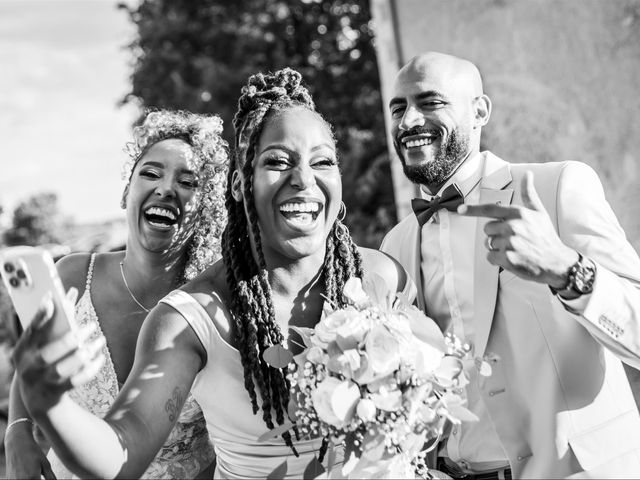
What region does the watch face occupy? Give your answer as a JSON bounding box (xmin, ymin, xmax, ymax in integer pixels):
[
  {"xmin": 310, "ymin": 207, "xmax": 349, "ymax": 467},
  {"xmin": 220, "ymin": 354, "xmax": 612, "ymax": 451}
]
[
  {"xmin": 574, "ymin": 274, "xmax": 589, "ymax": 293},
  {"xmin": 571, "ymin": 257, "xmax": 596, "ymax": 294}
]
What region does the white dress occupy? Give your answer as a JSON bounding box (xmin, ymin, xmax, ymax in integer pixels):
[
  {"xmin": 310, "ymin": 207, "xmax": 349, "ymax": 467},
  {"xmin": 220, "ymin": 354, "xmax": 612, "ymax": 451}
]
[
  {"xmin": 158, "ymin": 273, "xmax": 417, "ymax": 479},
  {"xmin": 48, "ymin": 254, "xmax": 215, "ymax": 479},
  {"xmin": 160, "ymin": 289, "xmax": 331, "ymax": 479}
]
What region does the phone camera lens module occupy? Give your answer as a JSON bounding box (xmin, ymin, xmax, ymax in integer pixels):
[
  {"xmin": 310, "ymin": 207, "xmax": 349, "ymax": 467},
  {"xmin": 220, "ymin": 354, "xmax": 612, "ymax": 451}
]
[
  {"xmin": 16, "ymin": 269, "xmax": 26, "ymax": 279},
  {"xmin": 9, "ymin": 277, "xmax": 19, "ymax": 287},
  {"xmin": 3, "ymin": 262, "xmax": 15, "ymax": 273}
]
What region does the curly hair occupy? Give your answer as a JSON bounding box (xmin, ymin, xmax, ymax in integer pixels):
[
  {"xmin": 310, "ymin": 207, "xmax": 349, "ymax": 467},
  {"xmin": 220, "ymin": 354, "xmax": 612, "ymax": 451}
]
[
  {"xmin": 121, "ymin": 109, "xmax": 229, "ymax": 282},
  {"xmin": 222, "ymin": 68, "xmax": 364, "ymax": 453}
]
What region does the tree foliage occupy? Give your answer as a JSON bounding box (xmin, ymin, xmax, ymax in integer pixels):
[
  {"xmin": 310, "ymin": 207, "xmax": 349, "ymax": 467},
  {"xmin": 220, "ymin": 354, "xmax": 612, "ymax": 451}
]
[
  {"xmin": 0, "ymin": 203, "xmax": 17, "ymax": 349},
  {"xmin": 0, "ymin": 194, "xmax": 68, "ymax": 347},
  {"xmin": 118, "ymin": 0, "xmax": 396, "ymax": 246},
  {"xmin": 3, "ymin": 192, "xmax": 64, "ymax": 247}
]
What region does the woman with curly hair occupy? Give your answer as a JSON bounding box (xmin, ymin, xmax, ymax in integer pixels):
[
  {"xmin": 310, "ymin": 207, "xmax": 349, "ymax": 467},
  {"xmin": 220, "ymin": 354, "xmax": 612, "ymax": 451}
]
[
  {"xmin": 10, "ymin": 69, "xmax": 411, "ymax": 479},
  {"xmin": 5, "ymin": 109, "xmax": 228, "ymax": 479}
]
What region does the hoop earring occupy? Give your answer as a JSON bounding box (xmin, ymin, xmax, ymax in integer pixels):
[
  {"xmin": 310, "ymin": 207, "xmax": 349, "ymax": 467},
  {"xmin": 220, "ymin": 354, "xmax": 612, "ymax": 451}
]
[
  {"xmin": 335, "ymin": 219, "xmax": 350, "ymax": 243},
  {"xmin": 337, "ymin": 201, "xmax": 346, "ymax": 222}
]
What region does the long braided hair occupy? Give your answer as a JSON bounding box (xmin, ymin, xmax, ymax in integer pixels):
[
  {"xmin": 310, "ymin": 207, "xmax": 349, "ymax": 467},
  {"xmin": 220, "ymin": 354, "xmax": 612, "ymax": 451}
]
[{"xmin": 221, "ymin": 68, "xmax": 364, "ymax": 451}]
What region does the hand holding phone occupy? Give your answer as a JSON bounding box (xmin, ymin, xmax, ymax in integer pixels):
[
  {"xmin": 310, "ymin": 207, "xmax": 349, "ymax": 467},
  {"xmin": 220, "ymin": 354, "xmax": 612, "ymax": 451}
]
[{"xmin": 0, "ymin": 246, "xmax": 77, "ymax": 341}]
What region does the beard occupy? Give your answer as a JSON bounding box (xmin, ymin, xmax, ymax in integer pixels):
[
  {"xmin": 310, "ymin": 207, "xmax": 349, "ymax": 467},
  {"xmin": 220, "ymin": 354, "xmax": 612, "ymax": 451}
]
[{"xmin": 395, "ymin": 127, "xmax": 470, "ymax": 187}]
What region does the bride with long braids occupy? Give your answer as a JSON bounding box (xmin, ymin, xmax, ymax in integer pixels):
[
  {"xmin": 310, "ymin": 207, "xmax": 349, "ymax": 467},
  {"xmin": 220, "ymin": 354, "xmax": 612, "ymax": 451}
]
[{"xmin": 10, "ymin": 68, "xmax": 413, "ymax": 479}]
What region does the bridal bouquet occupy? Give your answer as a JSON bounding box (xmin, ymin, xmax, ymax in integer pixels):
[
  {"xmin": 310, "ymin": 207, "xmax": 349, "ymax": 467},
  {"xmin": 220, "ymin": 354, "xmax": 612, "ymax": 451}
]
[{"xmin": 283, "ymin": 275, "xmax": 485, "ymax": 479}]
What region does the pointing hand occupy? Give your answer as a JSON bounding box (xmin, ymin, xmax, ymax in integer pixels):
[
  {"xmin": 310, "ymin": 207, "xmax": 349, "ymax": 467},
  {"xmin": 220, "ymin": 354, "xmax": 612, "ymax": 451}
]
[{"xmin": 458, "ymin": 171, "xmax": 578, "ymax": 288}]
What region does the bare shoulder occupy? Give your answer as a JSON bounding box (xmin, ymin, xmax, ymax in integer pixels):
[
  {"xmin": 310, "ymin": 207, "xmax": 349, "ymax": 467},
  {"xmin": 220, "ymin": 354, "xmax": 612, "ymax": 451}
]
[
  {"xmin": 55, "ymin": 252, "xmax": 94, "ymax": 291},
  {"xmin": 134, "ymin": 300, "xmax": 208, "ymax": 373},
  {"xmin": 179, "ymin": 259, "xmax": 235, "ymax": 345},
  {"xmin": 182, "ymin": 259, "xmax": 228, "ymax": 306},
  {"xmin": 358, "ymin": 247, "xmax": 408, "ymax": 294}
]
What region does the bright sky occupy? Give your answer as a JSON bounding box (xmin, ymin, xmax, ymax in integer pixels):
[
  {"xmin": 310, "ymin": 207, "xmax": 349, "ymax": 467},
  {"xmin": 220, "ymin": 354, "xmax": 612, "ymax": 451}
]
[{"xmin": 0, "ymin": 0, "xmax": 138, "ymax": 225}]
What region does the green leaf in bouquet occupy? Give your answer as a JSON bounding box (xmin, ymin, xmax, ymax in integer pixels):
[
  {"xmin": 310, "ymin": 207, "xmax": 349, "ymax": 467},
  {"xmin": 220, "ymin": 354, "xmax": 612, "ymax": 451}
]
[
  {"xmin": 257, "ymin": 421, "xmax": 296, "ymax": 443},
  {"xmin": 263, "ymin": 344, "xmax": 293, "ymax": 368},
  {"xmin": 439, "ymin": 392, "xmax": 478, "ymax": 424},
  {"xmin": 303, "ymin": 455, "xmax": 326, "ymax": 480},
  {"xmin": 322, "ymin": 298, "xmax": 336, "ymax": 317},
  {"xmin": 401, "ymin": 307, "xmax": 446, "ymax": 351},
  {"xmin": 266, "ymin": 460, "xmax": 288, "ymax": 480},
  {"xmin": 362, "ymin": 272, "xmax": 394, "ymax": 308},
  {"xmin": 293, "ymin": 350, "xmax": 308, "ymax": 368},
  {"xmin": 447, "ymin": 402, "xmax": 479, "ymax": 423},
  {"xmin": 289, "ymin": 325, "xmax": 314, "ymax": 348}
]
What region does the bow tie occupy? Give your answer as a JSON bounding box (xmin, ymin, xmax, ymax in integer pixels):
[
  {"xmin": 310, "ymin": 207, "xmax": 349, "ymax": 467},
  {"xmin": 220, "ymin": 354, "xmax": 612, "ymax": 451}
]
[{"xmin": 412, "ymin": 183, "xmax": 464, "ymax": 226}]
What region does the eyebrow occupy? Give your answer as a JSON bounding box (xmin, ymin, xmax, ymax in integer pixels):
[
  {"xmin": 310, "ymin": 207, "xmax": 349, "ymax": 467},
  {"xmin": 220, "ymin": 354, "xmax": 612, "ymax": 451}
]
[
  {"xmin": 259, "ymin": 143, "xmax": 336, "ymax": 155},
  {"xmin": 389, "ymin": 90, "xmax": 446, "ymax": 108},
  {"xmin": 140, "ymin": 160, "xmax": 196, "ymax": 175}
]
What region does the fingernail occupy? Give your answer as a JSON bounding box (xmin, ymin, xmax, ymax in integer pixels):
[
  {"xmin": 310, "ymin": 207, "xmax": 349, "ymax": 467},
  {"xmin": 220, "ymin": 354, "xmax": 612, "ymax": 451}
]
[
  {"xmin": 457, "ymin": 205, "xmax": 467, "ymax": 214},
  {"xmin": 43, "ymin": 292, "xmax": 55, "ymax": 318},
  {"xmin": 66, "ymin": 287, "xmax": 78, "ymax": 305}
]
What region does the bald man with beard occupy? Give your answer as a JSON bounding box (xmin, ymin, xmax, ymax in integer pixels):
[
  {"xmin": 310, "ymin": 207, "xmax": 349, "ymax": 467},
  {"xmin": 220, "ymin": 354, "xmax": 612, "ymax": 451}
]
[{"xmin": 381, "ymin": 52, "xmax": 640, "ymax": 478}]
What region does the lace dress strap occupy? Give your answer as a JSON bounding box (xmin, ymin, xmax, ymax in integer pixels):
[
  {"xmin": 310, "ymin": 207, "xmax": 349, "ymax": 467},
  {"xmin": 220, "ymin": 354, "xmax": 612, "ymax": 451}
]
[{"xmin": 84, "ymin": 252, "xmax": 97, "ymax": 293}]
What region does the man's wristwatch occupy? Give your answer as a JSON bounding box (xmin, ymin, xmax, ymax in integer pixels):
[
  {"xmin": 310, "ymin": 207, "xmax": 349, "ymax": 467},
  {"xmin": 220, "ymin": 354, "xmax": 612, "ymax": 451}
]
[{"xmin": 550, "ymin": 253, "xmax": 597, "ymax": 297}]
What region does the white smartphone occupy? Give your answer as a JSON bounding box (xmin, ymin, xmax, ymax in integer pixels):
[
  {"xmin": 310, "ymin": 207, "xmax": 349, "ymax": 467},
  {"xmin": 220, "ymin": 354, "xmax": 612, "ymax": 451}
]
[{"xmin": 0, "ymin": 246, "xmax": 76, "ymax": 340}]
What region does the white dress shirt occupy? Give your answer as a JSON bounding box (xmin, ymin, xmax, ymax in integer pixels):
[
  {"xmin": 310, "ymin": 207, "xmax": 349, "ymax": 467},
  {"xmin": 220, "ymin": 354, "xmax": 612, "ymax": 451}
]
[{"xmin": 419, "ymin": 152, "xmax": 510, "ymax": 472}]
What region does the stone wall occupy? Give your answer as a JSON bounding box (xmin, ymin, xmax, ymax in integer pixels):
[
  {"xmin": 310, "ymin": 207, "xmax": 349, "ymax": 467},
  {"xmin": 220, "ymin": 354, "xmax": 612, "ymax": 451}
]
[{"xmin": 372, "ymin": 0, "xmax": 640, "ymax": 252}]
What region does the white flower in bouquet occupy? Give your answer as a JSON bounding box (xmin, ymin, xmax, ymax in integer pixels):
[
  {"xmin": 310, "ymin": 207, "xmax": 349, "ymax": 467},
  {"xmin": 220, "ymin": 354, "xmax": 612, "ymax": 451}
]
[
  {"xmin": 311, "ymin": 377, "xmax": 360, "ymax": 428},
  {"xmin": 261, "ymin": 274, "xmax": 490, "ymax": 479}
]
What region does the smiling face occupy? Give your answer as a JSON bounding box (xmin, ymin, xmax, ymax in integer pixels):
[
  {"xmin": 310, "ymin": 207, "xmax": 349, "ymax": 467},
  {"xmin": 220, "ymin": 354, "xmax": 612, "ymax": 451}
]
[
  {"xmin": 124, "ymin": 138, "xmax": 201, "ymax": 254},
  {"xmin": 389, "ymin": 53, "xmax": 490, "ymax": 192},
  {"xmin": 235, "ymin": 106, "xmax": 340, "ymax": 263}
]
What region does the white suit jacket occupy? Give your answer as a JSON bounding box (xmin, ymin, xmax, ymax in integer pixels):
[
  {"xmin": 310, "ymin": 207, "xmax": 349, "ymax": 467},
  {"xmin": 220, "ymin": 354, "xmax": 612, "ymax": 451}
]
[{"xmin": 381, "ymin": 152, "xmax": 640, "ymax": 478}]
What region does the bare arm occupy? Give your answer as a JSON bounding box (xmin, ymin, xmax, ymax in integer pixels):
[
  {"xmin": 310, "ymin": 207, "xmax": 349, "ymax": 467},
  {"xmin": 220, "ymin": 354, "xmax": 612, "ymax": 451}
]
[
  {"xmin": 14, "ymin": 301, "xmax": 205, "ymax": 479},
  {"xmin": 6, "ymin": 375, "xmax": 56, "ymax": 479},
  {"xmin": 5, "ymin": 254, "xmax": 92, "ymax": 480}
]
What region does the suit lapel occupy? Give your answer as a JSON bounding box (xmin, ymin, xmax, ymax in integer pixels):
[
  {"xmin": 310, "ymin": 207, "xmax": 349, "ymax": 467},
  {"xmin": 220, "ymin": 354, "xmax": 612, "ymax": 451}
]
[{"xmin": 473, "ymin": 153, "xmax": 514, "ymax": 357}]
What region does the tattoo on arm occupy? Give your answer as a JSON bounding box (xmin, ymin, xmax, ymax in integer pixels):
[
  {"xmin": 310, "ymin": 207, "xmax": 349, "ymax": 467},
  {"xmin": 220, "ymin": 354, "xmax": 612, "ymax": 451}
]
[{"xmin": 164, "ymin": 387, "xmax": 183, "ymax": 423}]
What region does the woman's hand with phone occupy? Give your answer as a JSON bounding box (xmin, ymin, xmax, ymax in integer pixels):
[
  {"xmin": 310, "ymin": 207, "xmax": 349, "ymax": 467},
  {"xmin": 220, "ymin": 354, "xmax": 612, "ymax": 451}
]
[{"xmin": 11, "ymin": 293, "xmax": 106, "ymax": 418}]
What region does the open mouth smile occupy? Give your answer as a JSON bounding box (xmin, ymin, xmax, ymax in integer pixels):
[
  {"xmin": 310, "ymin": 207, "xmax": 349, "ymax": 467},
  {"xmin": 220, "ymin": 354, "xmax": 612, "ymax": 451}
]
[
  {"xmin": 401, "ymin": 132, "xmax": 441, "ymax": 149},
  {"xmin": 143, "ymin": 206, "xmax": 179, "ymax": 230},
  {"xmin": 279, "ymin": 201, "xmax": 323, "ymax": 228}
]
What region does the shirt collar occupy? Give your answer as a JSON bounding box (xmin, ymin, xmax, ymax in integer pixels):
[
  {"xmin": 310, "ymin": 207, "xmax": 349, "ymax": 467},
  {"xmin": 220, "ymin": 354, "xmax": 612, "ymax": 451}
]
[{"xmin": 420, "ymin": 151, "xmax": 484, "ymax": 200}]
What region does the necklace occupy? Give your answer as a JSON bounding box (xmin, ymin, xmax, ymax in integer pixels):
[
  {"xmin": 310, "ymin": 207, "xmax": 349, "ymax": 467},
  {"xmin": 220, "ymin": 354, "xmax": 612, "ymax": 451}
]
[{"xmin": 119, "ymin": 261, "xmax": 150, "ymax": 313}]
